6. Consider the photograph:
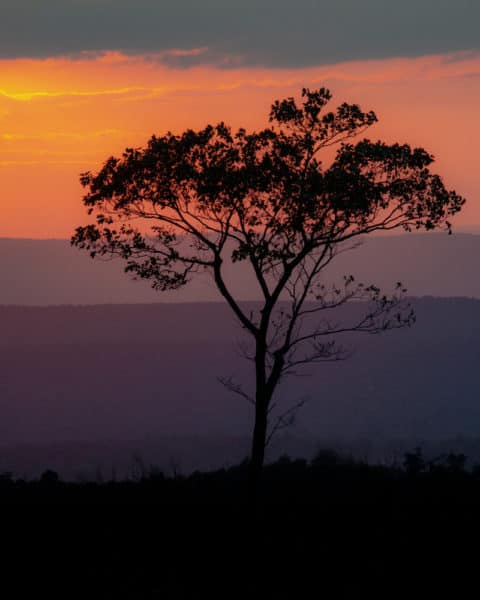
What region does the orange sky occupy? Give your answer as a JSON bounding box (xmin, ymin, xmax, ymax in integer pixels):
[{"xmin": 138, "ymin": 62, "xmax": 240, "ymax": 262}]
[{"xmin": 0, "ymin": 51, "xmax": 478, "ymax": 238}]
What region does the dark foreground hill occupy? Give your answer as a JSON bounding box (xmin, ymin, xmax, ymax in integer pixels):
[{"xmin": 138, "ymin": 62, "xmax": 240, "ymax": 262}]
[
  {"xmin": 1, "ymin": 455, "xmax": 479, "ymax": 598},
  {"xmin": 1, "ymin": 298, "xmax": 480, "ymax": 477},
  {"xmin": 2, "ymin": 232, "xmax": 480, "ymax": 304}
]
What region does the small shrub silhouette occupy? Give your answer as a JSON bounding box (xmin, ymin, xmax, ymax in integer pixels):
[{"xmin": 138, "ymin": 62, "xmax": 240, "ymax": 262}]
[
  {"xmin": 39, "ymin": 469, "xmax": 60, "ymax": 484},
  {"xmin": 403, "ymin": 447, "xmax": 425, "ymax": 476}
]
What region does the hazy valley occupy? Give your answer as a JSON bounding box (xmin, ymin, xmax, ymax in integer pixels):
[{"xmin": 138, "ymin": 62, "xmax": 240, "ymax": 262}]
[{"xmin": 1, "ymin": 297, "xmax": 480, "ymax": 477}]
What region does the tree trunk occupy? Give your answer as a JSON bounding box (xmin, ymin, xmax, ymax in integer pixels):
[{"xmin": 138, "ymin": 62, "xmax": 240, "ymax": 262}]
[
  {"xmin": 248, "ymin": 334, "xmax": 270, "ymax": 500},
  {"xmin": 248, "ymin": 395, "xmax": 268, "ymax": 500}
]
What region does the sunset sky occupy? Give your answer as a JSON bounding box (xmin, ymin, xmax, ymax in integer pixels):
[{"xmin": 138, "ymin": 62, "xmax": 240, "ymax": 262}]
[{"xmin": 1, "ymin": 0, "xmax": 479, "ymax": 239}]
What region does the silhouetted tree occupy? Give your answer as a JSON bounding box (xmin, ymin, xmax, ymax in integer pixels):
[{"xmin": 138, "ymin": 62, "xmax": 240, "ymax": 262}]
[{"xmin": 72, "ymin": 88, "xmax": 464, "ymax": 493}]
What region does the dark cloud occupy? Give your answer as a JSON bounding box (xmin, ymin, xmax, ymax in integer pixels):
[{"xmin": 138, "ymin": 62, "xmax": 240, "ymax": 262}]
[{"xmin": 2, "ymin": 0, "xmax": 479, "ymax": 67}]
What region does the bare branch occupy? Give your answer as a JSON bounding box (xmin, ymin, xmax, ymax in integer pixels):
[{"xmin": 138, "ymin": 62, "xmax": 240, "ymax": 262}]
[
  {"xmin": 266, "ymin": 397, "xmax": 308, "ymax": 447},
  {"xmin": 217, "ymin": 375, "xmax": 254, "ymax": 405}
]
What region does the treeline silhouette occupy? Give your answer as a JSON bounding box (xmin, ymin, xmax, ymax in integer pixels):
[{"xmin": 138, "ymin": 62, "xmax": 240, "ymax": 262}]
[
  {"xmin": 0, "ymin": 446, "xmax": 477, "ymax": 497},
  {"xmin": 1, "ymin": 449, "xmax": 479, "ymax": 597}
]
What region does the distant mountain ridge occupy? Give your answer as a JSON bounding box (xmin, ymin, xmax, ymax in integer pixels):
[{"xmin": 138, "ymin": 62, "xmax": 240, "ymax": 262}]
[{"xmin": 1, "ymin": 232, "xmax": 480, "ymax": 305}]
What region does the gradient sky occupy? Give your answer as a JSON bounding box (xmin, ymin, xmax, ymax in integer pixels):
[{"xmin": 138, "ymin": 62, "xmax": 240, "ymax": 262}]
[{"xmin": 0, "ymin": 1, "xmax": 478, "ymax": 238}]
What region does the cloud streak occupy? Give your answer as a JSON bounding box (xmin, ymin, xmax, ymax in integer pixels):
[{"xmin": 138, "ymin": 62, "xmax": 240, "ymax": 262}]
[{"xmin": 2, "ymin": 51, "xmax": 480, "ymax": 105}]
